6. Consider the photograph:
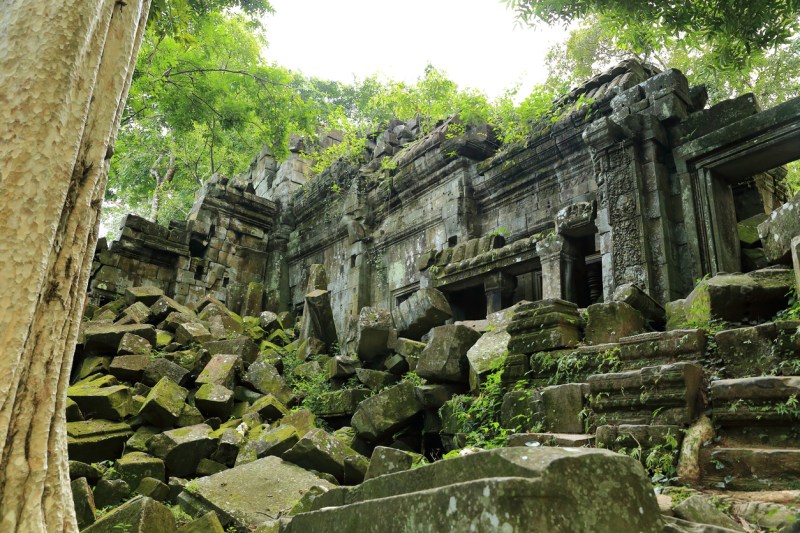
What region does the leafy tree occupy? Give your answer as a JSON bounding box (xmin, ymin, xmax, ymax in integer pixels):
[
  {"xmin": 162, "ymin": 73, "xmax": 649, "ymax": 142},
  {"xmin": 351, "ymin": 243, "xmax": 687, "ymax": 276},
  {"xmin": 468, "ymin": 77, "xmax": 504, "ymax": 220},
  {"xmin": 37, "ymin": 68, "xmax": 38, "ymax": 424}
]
[{"xmin": 504, "ymin": 0, "xmax": 800, "ymax": 68}]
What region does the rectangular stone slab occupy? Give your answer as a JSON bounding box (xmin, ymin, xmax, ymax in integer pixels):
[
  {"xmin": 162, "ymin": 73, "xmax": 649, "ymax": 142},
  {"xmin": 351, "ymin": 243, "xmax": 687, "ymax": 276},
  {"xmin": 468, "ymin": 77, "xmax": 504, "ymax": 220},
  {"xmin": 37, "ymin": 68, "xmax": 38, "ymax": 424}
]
[{"xmin": 177, "ymin": 456, "xmax": 334, "ymax": 529}]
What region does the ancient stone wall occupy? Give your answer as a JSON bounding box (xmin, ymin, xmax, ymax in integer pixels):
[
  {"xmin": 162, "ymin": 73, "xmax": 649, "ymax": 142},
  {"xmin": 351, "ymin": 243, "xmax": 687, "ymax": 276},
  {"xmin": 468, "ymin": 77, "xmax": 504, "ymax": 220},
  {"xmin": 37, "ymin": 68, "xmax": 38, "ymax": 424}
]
[{"xmin": 89, "ymin": 60, "xmax": 799, "ymax": 334}]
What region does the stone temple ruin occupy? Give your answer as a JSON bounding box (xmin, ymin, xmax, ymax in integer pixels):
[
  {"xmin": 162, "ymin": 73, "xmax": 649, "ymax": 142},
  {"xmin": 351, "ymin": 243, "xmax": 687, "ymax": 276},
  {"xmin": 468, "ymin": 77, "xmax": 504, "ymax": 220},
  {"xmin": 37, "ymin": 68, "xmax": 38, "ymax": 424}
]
[{"xmin": 71, "ymin": 60, "xmax": 800, "ymax": 531}]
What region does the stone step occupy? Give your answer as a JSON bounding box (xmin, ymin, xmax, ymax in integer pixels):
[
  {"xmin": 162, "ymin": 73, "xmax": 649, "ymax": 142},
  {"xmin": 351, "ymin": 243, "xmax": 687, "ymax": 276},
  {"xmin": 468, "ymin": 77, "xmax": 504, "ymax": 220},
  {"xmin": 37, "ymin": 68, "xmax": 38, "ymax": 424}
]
[
  {"xmin": 700, "ymin": 447, "xmax": 800, "ymax": 491},
  {"xmin": 507, "ymin": 432, "xmax": 595, "ymax": 448},
  {"xmin": 587, "ymin": 362, "xmax": 705, "ymax": 426},
  {"xmin": 709, "ymin": 376, "xmax": 800, "ymax": 449},
  {"xmin": 617, "ymin": 329, "xmax": 706, "ymax": 370}
]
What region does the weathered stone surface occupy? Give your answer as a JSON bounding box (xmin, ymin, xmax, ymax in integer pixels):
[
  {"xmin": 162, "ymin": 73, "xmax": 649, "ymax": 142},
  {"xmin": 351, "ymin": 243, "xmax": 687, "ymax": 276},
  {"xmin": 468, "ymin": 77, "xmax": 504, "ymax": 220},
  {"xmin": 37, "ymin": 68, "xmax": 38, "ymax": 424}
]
[
  {"xmin": 236, "ymin": 424, "xmax": 299, "ymax": 465},
  {"xmin": 135, "ymin": 477, "xmax": 171, "ymax": 501},
  {"xmin": 177, "ymin": 456, "xmax": 335, "ymax": 529},
  {"xmin": 177, "ymin": 511, "xmax": 226, "ymax": 533},
  {"xmin": 196, "ymin": 354, "xmax": 241, "ymax": 389},
  {"xmin": 117, "ymin": 301, "xmax": 153, "ymax": 325},
  {"xmin": 793, "ymin": 235, "xmax": 800, "ymax": 296},
  {"xmin": 126, "ymin": 426, "xmax": 161, "ymax": 453},
  {"xmin": 673, "ymin": 495, "xmax": 744, "ymax": 532},
  {"xmin": 666, "ymin": 299, "xmax": 689, "ymax": 330},
  {"xmin": 150, "ymin": 295, "xmax": 196, "ymax": 323},
  {"xmin": 175, "ymin": 321, "xmax": 214, "ymax": 345},
  {"xmin": 301, "ymin": 289, "xmax": 339, "ymax": 347},
  {"xmin": 393, "ymin": 337, "xmax": 426, "ymax": 358},
  {"xmin": 203, "ymin": 337, "xmax": 259, "ymax": 365},
  {"xmin": 507, "ymin": 432, "xmax": 594, "ymax": 447},
  {"xmin": 83, "ymin": 496, "xmax": 175, "ymax": 533},
  {"xmin": 539, "ymin": 383, "xmax": 587, "ymax": 433},
  {"xmin": 149, "ymin": 424, "xmax": 218, "ymax": 477},
  {"xmin": 316, "ymin": 388, "xmax": 372, "ymax": 418},
  {"xmin": 355, "ymin": 368, "xmax": 398, "ymax": 391},
  {"xmin": 242, "ymin": 360, "xmax": 295, "ymax": 406},
  {"xmin": 351, "ymin": 381, "xmax": 424, "ymax": 442},
  {"xmin": 118, "ymin": 332, "xmax": 153, "ymax": 356},
  {"xmin": 758, "ymin": 190, "xmax": 800, "ymax": 263},
  {"xmin": 466, "ymin": 328, "xmax": 511, "ymax": 391},
  {"xmin": 619, "ymin": 329, "xmax": 706, "ymax": 368},
  {"xmin": 683, "ymin": 268, "xmax": 793, "ymax": 324},
  {"xmin": 299, "ymin": 447, "xmax": 662, "ymax": 533},
  {"xmin": 71, "ymin": 477, "xmax": 96, "ymax": 529},
  {"xmin": 383, "ymin": 353, "xmax": 409, "ymax": 375},
  {"xmin": 714, "ymin": 321, "xmax": 800, "ymax": 378},
  {"xmin": 138, "ymin": 377, "xmax": 189, "ymax": 428},
  {"xmin": 246, "ymin": 393, "xmax": 289, "ymax": 422},
  {"xmin": 194, "ymin": 383, "xmax": 234, "ymax": 419},
  {"xmin": 588, "ymin": 362, "xmax": 705, "ymax": 426},
  {"xmin": 125, "ymin": 286, "xmax": 166, "ymax": 307},
  {"xmin": 585, "ymin": 301, "xmax": 647, "ymax": 344},
  {"xmin": 364, "ymin": 446, "xmax": 421, "ymax": 480},
  {"xmin": 613, "ymin": 283, "xmax": 666, "ymax": 327},
  {"xmin": 391, "ymin": 288, "xmax": 452, "ymax": 339},
  {"xmin": 283, "ymin": 428, "xmax": 359, "ymax": 483},
  {"xmin": 84, "ymin": 323, "xmax": 156, "ymax": 355},
  {"xmin": 66, "ymin": 398, "xmax": 84, "ymax": 422},
  {"xmin": 353, "ymin": 307, "xmax": 394, "ymax": 361},
  {"xmin": 109, "ymin": 354, "xmax": 150, "ymax": 382},
  {"xmin": 93, "ymin": 478, "xmax": 132, "ymax": 509},
  {"xmin": 116, "ymin": 451, "xmax": 166, "ymax": 489},
  {"xmin": 416, "ymin": 324, "xmax": 482, "ymax": 383},
  {"xmin": 67, "ymin": 384, "xmax": 130, "ymax": 421},
  {"xmin": 326, "ymin": 355, "xmax": 360, "ymax": 380},
  {"xmin": 142, "ymin": 357, "xmax": 190, "ymax": 387},
  {"xmin": 414, "ymin": 384, "xmax": 461, "ymax": 410},
  {"xmin": 69, "ymin": 461, "xmax": 103, "ymax": 483}
]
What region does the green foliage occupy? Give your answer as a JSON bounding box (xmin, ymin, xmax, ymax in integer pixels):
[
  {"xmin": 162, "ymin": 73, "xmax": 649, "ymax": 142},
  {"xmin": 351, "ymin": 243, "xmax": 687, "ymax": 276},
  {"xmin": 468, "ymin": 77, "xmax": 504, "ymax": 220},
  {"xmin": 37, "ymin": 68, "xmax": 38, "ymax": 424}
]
[
  {"xmin": 505, "ymin": 0, "xmax": 800, "ymax": 69},
  {"xmin": 167, "ymin": 504, "xmax": 193, "ymax": 527},
  {"xmin": 615, "ymin": 429, "xmax": 681, "ymax": 484},
  {"xmin": 443, "ymin": 361, "xmax": 534, "ymax": 449}
]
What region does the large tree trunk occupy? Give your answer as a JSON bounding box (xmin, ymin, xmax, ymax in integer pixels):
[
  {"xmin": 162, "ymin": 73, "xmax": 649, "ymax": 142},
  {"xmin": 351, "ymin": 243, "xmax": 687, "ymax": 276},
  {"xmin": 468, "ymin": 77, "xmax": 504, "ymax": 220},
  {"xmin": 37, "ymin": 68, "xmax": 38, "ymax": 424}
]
[{"xmin": 0, "ymin": 1, "xmax": 150, "ymax": 531}]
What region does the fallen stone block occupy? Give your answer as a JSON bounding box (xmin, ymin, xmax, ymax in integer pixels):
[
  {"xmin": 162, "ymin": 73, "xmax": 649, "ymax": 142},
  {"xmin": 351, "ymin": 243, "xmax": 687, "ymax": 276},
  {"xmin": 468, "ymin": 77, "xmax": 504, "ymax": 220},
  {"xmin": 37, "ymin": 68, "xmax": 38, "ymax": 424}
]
[
  {"xmin": 672, "ymin": 494, "xmax": 743, "ymax": 532},
  {"xmin": 683, "ymin": 268, "xmax": 793, "ymax": 324},
  {"xmin": 117, "ymin": 333, "xmax": 154, "ymax": 356},
  {"xmin": 301, "ymin": 289, "xmax": 339, "ymax": 347},
  {"xmin": 116, "ymin": 451, "xmax": 166, "ymax": 489},
  {"xmin": 203, "ymin": 336, "xmax": 259, "ymax": 365},
  {"xmin": 138, "ymin": 377, "xmax": 189, "ymax": 428},
  {"xmin": 316, "ymin": 389, "xmax": 372, "ymax": 419},
  {"xmin": 613, "ymin": 283, "xmax": 666, "ymax": 327},
  {"xmin": 236, "ymin": 424, "xmax": 299, "ymax": 465},
  {"xmin": 326, "ymin": 355, "xmax": 360, "ymax": 380},
  {"xmin": 466, "ymin": 328, "xmax": 511, "ymax": 391},
  {"xmin": 417, "ymin": 324, "xmax": 482, "ymax": 383},
  {"xmin": 83, "ymin": 496, "xmax": 175, "ymax": 533},
  {"xmin": 758, "ymin": 190, "xmax": 800, "ymax": 263},
  {"xmin": 297, "ymin": 447, "xmax": 662, "ymax": 533},
  {"xmin": 196, "ymin": 354, "xmax": 241, "ymax": 389},
  {"xmin": 125, "ymin": 286, "xmax": 165, "ymax": 307},
  {"xmin": 539, "ymin": 383, "xmax": 588, "ymax": 433},
  {"xmin": 177, "ymin": 511, "xmax": 225, "ymax": 533},
  {"xmin": 507, "ymin": 432, "xmax": 594, "ymax": 447},
  {"xmin": 109, "ymin": 354, "xmax": 150, "ymax": 382},
  {"xmin": 351, "ymin": 381, "xmax": 424, "ymax": 442},
  {"xmin": 242, "ymin": 360, "xmax": 295, "ymax": 406},
  {"xmin": 67, "ymin": 419, "xmax": 133, "ymax": 463},
  {"xmin": 116, "ymin": 301, "xmax": 152, "ymax": 325},
  {"xmin": 353, "ymin": 307, "xmax": 394, "ymax": 362},
  {"xmin": 246, "ymin": 394, "xmax": 289, "ymax": 422},
  {"xmin": 148, "ymin": 423, "xmax": 218, "ymax": 478},
  {"xmin": 391, "ymin": 288, "xmax": 452, "ymax": 339},
  {"xmin": 194, "ymin": 383, "xmax": 234, "ymax": 419},
  {"xmin": 150, "ymin": 295, "xmax": 195, "ymax": 323},
  {"xmin": 135, "ymin": 477, "xmax": 171, "ymax": 501},
  {"xmin": 84, "ymin": 323, "xmax": 156, "ymax": 355},
  {"xmin": 175, "ymin": 322, "xmax": 214, "ymax": 345},
  {"xmin": 71, "ymin": 477, "xmax": 96, "ymax": 529},
  {"xmin": 177, "ymin": 456, "xmax": 334, "ymax": 530},
  {"xmin": 142, "ymin": 357, "xmax": 190, "ymax": 387},
  {"xmin": 585, "ymin": 301, "xmax": 647, "ymax": 345},
  {"xmin": 93, "ymin": 478, "xmax": 131, "ymax": 509},
  {"xmin": 67, "ymin": 384, "xmax": 130, "ymax": 421},
  {"xmin": 283, "ymin": 428, "xmax": 360, "ymax": 483},
  {"xmin": 355, "ymin": 368, "xmax": 398, "ymax": 391},
  {"xmin": 364, "ymin": 446, "xmax": 422, "ymax": 480}
]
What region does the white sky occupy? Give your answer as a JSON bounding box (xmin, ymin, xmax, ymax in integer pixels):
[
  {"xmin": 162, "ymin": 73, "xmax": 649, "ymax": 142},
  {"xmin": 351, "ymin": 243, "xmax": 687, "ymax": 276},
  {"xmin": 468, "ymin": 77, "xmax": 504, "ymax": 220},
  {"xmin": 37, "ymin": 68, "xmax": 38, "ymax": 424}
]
[{"xmin": 262, "ymin": 0, "xmax": 569, "ymax": 99}]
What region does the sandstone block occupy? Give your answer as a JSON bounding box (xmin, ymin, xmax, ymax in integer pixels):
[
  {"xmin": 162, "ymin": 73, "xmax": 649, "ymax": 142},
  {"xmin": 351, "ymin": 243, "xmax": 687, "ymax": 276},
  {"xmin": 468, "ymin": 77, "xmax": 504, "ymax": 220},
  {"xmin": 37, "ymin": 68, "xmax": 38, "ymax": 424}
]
[
  {"xmin": 194, "ymin": 383, "xmax": 234, "ymax": 419},
  {"xmin": 283, "ymin": 428, "xmax": 359, "ymax": 483},
  {"xmin": 391, "ymin": 288, "xmax": 452, "ymax": 339},
  {"xmin": 148, "ymin": 424, "xmax": 218, "ymax": 478},
  {"xmin": 585, "ymin": 301, "xmax": 647, "ymax": 345},
  {"xmin": 351, "ymin": 381, "xmax": 424, "ymax": 442},
  {"xmin": 417, "ymin": 324, "xmax": 482, "ymax": 383},
  {"xmin": 138, "ymin": 377, "xmax": 189, "ymax": 428},
  {"xmin": 353, "ymin": 307, "xmax": 394, "ymax": 362},
  {"xmin": 83, "ymin": 496, "xmax": 175, "ymax": 533},
  {"xmin": 109, "ymin": 354, "xmax": 150, "ymax": 382}
]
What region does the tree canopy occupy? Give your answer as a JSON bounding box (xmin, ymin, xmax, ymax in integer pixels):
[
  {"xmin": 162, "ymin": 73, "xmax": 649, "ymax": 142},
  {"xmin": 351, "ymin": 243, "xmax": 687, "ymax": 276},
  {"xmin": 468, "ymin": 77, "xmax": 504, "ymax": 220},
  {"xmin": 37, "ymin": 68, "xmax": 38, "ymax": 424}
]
[{"xmin": 504, "ymin": 0, "xmax": 800, "ymax": 68}]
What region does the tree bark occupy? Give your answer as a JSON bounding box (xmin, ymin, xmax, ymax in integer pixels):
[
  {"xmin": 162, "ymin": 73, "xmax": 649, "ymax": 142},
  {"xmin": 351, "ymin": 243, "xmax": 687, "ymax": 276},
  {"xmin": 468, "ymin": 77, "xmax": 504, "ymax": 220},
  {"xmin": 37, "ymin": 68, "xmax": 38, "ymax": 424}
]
[
  {"xmin": 148, "ymin": 149, "xmax": 177, "ymax": 222},
  {"xmin": 0, "ymin": 1, "xmax": 150, "ymax": 531}
]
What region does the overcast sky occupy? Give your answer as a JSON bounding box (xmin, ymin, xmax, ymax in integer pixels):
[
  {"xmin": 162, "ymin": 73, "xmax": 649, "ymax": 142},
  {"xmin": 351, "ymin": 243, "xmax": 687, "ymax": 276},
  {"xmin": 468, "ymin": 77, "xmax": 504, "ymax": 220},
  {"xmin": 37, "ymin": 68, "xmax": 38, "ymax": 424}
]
[{"xmin": 263, "ymin": 0, "xmax": 569, "ymax": 99}]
